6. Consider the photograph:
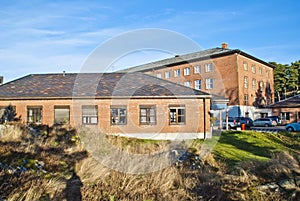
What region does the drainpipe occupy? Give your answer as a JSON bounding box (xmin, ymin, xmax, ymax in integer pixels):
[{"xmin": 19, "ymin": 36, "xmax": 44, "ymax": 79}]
[{"xmin": 203, "ymin": 98, "xmax": 206, "ymax": 139}]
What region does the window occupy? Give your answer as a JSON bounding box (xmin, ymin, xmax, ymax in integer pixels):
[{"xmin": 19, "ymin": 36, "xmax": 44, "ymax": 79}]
[
  {"xmin": 140, "ymin": 105, "xmax": 156, "ymax": 125},
  {"xmin": 259, "ymin": 81, "xmax": 264, "ymax": 91},
  {"xmin": 165, "ymin": 71, "xmax": 171, "ymax": 78},
  {"xmin": 205, "ymin": 63, "xmax": 213, "ymax": 72},
  {"xmin": 243, "ymin": 62, "xmax": 248, "ymax": 70},
  {"xmin": 82, "ymin": 105, "xmax": 98, "ymax": 125},
  {"xmin": 27, "ymin": 106, "xmax": 42, "ymax": 124},
  {"xmin": 252, "ymin": 79, "xmax": 257, "ymax": 90},
  {"xmin": 174, "ymin": 69, "xmax": 180, "ymax": 77},
  {"xmin": 194, "ymin": 65, "xmax": 201, "ymax": 73},
  {"xmin": 244, "ymin": 94, "xmax": 249, "ymax": 106},
  {"xmin": 252, "ymin": 65, "xmax": 256, "ymax": 73},
  {"xmin": 183, "ymin": 67, "xmax": 190, "ymax": 76},
  {"xmin": 281, "ymin": 112, "xmax": 290, "ymax": 121},
  {"xmin": 244, "ymin": 76, "xmax": 248, "ymax": 88},
  {"xmin": 156, "ymin": 73, "xmax": 162, "ymax": 78},
  {"xmin": 54, "ymin": 106, "xmax": 70, "ymax": 124},
  {"xmin": 169, "ymin": 105, "xmax": 186, "ymax": 125},
  {"xmin": 194, "ymin": 79, "xmax": 201, "ymax": 90},
  {"xmin": 266, "ymin": 70, "xmax": 269, "ymax": 78},
  {"xmin": 184, "ymin": 81, "xmax": 191, "ymax": 87},
  {"xmin": 111, "ymin": 106, "xmax": 127, "ymax": 125},
  {"xmin": 205, "ymin": 78, "xmax": 213, "ymax": 89},
  {"xmin": 259, "ymin": 67, "xmax": 263, "ymax": 75}
]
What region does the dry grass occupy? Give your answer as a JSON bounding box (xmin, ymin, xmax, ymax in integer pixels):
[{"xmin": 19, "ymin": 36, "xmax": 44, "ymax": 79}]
[{"xmin": 1, "ymin": 125, "xmax": 300, "ymax": 201}]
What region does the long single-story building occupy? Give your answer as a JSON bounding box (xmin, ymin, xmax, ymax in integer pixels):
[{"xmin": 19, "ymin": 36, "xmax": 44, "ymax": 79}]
[
  {"xmin": 0, "ymin": 72, "xmax": 211, "ymax": 139},
  {"xmin": 270, "ymin": 95, "xmax": 300, "ymax": 124}
]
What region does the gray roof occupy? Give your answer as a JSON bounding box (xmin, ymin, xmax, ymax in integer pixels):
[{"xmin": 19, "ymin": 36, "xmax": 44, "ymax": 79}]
[
  {"xmin": 119, "ymin": 47, "xmax": 275, "ymax": 72},
  {"xmin": 0, "ymin": 73, "xmax": 210, "ymax": 100},
  {"xmin": 269, "ymin": 95, "xmax": 300, "ymax": 108}
]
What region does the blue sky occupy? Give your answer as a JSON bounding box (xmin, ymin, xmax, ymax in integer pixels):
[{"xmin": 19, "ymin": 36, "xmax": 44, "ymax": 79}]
[{"xmin": 1, "ymin": 0, "xmax": 300, "ymax": 82}]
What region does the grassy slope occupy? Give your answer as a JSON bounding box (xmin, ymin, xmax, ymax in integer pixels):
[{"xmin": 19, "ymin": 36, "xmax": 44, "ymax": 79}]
[{"xmin": 212, "ymin": 131, "xmax": 300, "ymax": 166}]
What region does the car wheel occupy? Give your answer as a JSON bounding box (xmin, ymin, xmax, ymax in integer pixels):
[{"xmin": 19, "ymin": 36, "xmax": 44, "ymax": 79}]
[
  {"xmin": 287, "ymin": 127, "xmax": 294, "ymax": 132},
  {"xmin": 264, "ymin": 123, "xmax": 269, "ymax": 127}
]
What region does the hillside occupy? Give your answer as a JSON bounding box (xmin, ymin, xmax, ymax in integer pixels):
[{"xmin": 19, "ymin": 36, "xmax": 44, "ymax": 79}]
[{"xmin": 0, "ymin": 124, "xmax": 299, "ymax": 201}]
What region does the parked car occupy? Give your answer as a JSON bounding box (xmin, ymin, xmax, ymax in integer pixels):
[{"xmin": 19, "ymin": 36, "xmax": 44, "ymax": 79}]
[
  {"xmin": 253, "ymin": 118, "xmax": 276, "ymax": 127},
  {"xmin": 267, "ymin": 116, "xmax": 282, "ymax": 125},
  {"xmin": 222, "ymin": 117, "xmax": 253, "ymax": 129},
  {"xmin": 286, "ymin": 122, "xmax": 300, "ymax": 132}
]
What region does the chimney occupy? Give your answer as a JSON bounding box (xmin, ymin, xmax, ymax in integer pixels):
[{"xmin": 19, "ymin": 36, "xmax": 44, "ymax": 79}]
[
  {"xmin": 221, "ymin": 43, "xmax": 228, "ymax": 49},
  {"xmin": 63, "ymin": 70, "xmax": 66, "ymax": 77},
  {"xmin": 0, "ymin": 76, "xmax": 3, "ymax": 85}
]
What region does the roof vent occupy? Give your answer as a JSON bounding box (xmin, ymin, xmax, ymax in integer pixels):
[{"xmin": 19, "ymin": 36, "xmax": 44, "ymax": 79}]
[
  {"xmin": 0, "ymin": 76, "xmax": 3, "ymax": 85},
  {"xmin": 221, "ymin": 43, "xmax": 228, "ymax": 49}
]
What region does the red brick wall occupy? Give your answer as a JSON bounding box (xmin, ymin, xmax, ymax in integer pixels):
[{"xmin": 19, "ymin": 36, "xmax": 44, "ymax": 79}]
[
  {"xmin": 237, "ymin": 54, "xmax": 274, "ymax": 107},
  {"xmin": 0, "ymin": 97, "xmax": 210, "ymax": 134},
  {"xmin": 144, "ymin": 53, "xmax": 274, "ymax": 107}
]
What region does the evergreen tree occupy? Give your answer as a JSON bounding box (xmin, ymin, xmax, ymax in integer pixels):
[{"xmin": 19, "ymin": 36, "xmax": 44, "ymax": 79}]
[
  {"xmin": 0, "ymin": 105, "xmax": 18, "ymax": 123},
  {"xmin": 290, "ymin": 60, "xmax": 300, "ymax": 93},
  {"xmin": 271, "ymin": 62, "xmax": 288, "ymax": 101}
]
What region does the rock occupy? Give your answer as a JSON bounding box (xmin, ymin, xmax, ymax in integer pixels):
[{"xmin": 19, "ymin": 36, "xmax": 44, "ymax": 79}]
[
  {"xmin": 277, "ymin": 178, "xmax": 296, "ymax": 190},
  {"xmin": 256, "ymin": 182, "xmax": 279, "ymax": 192}
]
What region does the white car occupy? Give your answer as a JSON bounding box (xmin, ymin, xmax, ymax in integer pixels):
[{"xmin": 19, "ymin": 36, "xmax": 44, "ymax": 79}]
[{"xmin": 253, "ymin": 118, "xmax": 276, "ymax": 127}]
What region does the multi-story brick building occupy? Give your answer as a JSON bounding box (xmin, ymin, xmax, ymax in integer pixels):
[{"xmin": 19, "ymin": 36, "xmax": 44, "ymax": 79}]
[
  {"xmin": 0, "ymin": 73, "xmax": 211, "ymax": 139},
  {"xmin": 121, "ymin": 43, "xmax": 275, "ymax": 119}
]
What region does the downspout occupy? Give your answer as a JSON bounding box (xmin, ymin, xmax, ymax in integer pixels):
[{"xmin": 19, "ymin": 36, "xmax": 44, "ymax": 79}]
[
  {"xmin": 203, "ymin": 98, "xmax": 206, "ymax": 139},
  {"xmin": 235, "ymin": 52, "xmax": 241, "ymax": 117}
]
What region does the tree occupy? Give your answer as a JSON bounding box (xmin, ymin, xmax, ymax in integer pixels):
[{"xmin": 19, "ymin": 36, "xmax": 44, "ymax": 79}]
[
  {"xmin": 290, "ymin": 60, "xmax": 300, "ymax": 93},
  {"xmin": 0, "ymin": 105, "xmax": 19, "ymax": 123},
  {"xmin": 286, "ymin": 63, "xmax": 299, "ymax": 95},
  {"xmin": 271, "ymin": 62, "xmax": 288, "ymax": 101}
]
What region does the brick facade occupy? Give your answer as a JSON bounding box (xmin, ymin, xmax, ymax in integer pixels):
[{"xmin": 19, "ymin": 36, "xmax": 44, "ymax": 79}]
[
  {"xmin": 0, "ymin": 98, "xmax": 211, "ymax": 138},
  {"xmin": 130, "ymin": 46, "xmax": 275, "ymax": 119}
]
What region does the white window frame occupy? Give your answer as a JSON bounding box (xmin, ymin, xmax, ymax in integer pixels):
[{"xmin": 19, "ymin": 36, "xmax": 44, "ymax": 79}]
[
  {"xmin": 205, "ymin": 63, "xmax": 213, "ymax": 72},
  {"xmin": 194, "ymin": 65, "xmax": 201, "ymax": 74},
  {"xmin": 252, "ymin": 65, "xmax": 256, "ymax": 73},
  {"xmin": 244, "ymin": 76, "xmax": 248, "ymax": 88},
  {"xmin": 174, "ymin": 69, "xmax": 180, "ymax": 77},
  {"xmin": 156, "ymin": 73, "xmax": 162, "ymax": 78},
  {"xmin": 194, "ymin": 79, "xmax": 201, "ymax": 90},
  {"xmin": 243, "ymin": 62, "xmax": 248, "ymax": 71},
  {"xmin": 165, "ymin": 71, "xmax": 171, "ymax": 78},
  {"xmin": 252, "ymin": 79, "xmax": 256, "ymax": 90},
  {"xmin": 169, "ymin": 105, "xmax": 186, "ymax": 125},
  {"xmin": 184, "ymin": 81, "xmax": 191, "ymax": 87},
  {"xmin": 205, "ymin": 78, "xmax": 213, "ymax": 89},
  {"xmin": 183, "ymin": 67, "xmax": 190, "ymax": 76}
]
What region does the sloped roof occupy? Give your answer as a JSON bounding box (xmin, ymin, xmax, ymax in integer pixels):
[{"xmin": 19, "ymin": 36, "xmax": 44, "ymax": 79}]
[
  {"xmin": 119, "ymin": 47, "xmax": 275, "ymax": 72},
  {"xmin": 0, "ymin": 73, "xmax": 210, "ymax": 100},
  {"xmin": 269, "ymin": 95, "xmax": 300, "ymax": 108}
]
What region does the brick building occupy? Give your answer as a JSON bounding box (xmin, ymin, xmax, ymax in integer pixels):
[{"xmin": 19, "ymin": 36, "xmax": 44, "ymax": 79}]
[
  {"xmin": 121, "ymin": 43, "xmax": 275, "ymax": 119},
  {"xmin": 270, "ymin": 95, "xmax": 300, "ymax": 124},
  {"xmin": 0, "ymin": 73, "xmax": 211, "ymax": 139}
]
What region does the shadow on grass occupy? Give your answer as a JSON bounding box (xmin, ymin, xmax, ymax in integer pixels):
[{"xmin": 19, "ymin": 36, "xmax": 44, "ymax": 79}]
[{"xmin": 264, "ymin": 132, "xmax": 300, "ymax": 152}]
